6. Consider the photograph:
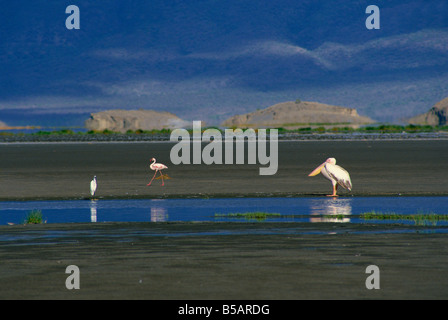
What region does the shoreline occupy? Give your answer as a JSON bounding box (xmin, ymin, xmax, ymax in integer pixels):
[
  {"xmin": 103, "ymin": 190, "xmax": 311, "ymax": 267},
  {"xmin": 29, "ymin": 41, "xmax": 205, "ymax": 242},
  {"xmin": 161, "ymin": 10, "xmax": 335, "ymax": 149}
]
[
  {"xmin": 2, "ymin": 136, "xmax": 448, "ymax": 145},
  {"xmin": 2, "ymin": 192, "xmax": 448, "ymax": 202},
  {"xmin": 1, "ymin": 131, "xmax": 448, "ymax": 143},
  {"xmin": 1, "ymin": 220, "xmax": 447, "ymax": 235}
]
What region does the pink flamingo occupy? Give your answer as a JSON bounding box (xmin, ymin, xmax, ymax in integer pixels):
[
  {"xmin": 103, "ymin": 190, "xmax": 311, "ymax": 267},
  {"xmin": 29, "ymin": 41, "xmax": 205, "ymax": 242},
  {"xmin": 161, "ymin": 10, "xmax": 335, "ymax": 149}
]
[{"xmin": 147, "ymin": 158, "xmax": 168, "ymax": 186}]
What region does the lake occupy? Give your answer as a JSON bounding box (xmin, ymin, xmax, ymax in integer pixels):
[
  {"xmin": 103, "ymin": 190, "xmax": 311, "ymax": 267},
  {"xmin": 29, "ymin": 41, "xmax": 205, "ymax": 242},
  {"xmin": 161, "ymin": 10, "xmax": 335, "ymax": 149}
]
[{"xmin": 1, "ymin": 196, "xmax": 447, "ymax": 227}]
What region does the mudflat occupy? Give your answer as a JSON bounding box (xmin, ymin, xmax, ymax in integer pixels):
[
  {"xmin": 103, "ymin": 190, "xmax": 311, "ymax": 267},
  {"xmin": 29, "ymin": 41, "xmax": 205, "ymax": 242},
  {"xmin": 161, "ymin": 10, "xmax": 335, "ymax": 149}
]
[
  {"xmin": 1, "ymin": 140, "xmax": 448, "ymax": 300},
  {"xmin": 0, "ymin": 222, "xmax": 448, "ymax": 300},
  {"xmin": 1, "ymin": 139, "xmax": 448, "ymax": 199}
]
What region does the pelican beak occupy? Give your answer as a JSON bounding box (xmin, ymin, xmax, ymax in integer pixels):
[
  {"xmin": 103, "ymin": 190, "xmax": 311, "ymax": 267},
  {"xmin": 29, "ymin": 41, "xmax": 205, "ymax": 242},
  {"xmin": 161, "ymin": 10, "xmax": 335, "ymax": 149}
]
[{"xmin": 308, "ymin": 162, "xmax": 325, "ymax": 176}]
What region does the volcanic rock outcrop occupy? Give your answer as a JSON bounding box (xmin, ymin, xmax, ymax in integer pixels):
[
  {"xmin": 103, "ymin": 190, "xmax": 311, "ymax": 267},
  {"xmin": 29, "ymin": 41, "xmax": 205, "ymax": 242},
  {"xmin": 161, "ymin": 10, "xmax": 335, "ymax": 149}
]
[
  {"xmin": 408, "ymin": 97, "xmax": 448, "ymax": 126},
  {"xmin": 85, "ymin": 109, "xmax": 190, "ymax": 132},
  {"xmin": 221, "ymin": 101, "xmax": 375, "ymax": 128}
]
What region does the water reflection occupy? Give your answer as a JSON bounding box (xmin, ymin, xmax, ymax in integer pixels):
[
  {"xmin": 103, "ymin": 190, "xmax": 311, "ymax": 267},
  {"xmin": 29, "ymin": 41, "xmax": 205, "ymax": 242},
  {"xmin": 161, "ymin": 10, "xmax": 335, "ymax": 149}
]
[
  {"xmin": 150, "ymin": 200, "xmax": 168, "ymax": 222},
  {"xmin": 2, "ymin": 196, "xmax": 448, "ymax": 226},
  {"xmin": 90, "ymin": 199, "xmax": 97, "ymax": 222},
  {"xmin": 309, "ymin": 198, "xmax": 352, "ymax": 223},
  {"xmin": 150, "ymin": 207, "xmax": 168, "ymax": 221}
]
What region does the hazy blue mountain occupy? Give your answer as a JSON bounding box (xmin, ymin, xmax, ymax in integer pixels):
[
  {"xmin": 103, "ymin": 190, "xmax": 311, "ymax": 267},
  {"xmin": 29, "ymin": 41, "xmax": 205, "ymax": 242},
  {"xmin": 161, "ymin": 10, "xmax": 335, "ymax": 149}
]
[{"xmin": 1, "ymin": 0, "xmax": 448, "ymax": 127}]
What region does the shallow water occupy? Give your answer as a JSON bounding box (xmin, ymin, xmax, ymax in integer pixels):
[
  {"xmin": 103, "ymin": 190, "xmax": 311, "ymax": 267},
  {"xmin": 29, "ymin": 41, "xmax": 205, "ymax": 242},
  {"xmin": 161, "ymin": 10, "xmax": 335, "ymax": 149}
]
[{"xmin": 1, "ymin": 196, "xmax": 447, "ymax": 226}]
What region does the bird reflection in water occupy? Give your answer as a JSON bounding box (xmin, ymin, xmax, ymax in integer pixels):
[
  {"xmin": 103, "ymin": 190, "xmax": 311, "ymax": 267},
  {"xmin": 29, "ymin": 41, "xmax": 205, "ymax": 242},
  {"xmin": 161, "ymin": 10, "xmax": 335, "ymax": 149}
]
[
  {"xmin": 150, "ymin": 200, "xmax": 168, "ymax": 222},
  {"xmin": 90, "ymin": 199, "xmax": 98, "ymax": 222},
  {"xmin": 309, "ymin": 198, "xmax": 352, "ymax": 223}
]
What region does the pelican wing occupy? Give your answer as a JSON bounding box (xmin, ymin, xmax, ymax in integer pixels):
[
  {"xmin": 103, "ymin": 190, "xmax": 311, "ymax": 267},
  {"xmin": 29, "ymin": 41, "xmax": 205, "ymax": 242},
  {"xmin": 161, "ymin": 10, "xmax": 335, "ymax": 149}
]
[{"xmin": 325, "ymin": 164, "xmax": 352, "ymax": 191}]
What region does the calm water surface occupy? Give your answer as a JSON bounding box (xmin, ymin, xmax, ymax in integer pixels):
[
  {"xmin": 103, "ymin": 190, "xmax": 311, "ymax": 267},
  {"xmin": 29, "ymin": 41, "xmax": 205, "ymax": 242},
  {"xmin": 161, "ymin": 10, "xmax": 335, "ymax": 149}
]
[{"xmin": 1, "ymin": 196, "xmax": 447, "ymax": 226}]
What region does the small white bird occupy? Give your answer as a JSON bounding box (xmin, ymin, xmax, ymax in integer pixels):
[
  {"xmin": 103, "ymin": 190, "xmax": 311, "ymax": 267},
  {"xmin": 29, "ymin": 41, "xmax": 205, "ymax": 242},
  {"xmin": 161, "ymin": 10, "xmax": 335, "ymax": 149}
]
[
  {"xmin": 147, "ymin": 158, "xmax": 168, "ymax": 186},
  {"xmin": 308, "ymin": 158, "xmax": 352, "ymax": 197},
  {"xmin": 90, "ymin": 176, "xmax": 97, "ymax": 197}
]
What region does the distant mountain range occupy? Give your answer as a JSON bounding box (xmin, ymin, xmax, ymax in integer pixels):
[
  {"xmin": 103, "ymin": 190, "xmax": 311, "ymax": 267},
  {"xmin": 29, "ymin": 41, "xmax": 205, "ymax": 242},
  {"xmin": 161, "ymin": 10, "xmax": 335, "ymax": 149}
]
[{"xmin": 1, "ymin": 1, "xmax": 448, "ymax": 127}]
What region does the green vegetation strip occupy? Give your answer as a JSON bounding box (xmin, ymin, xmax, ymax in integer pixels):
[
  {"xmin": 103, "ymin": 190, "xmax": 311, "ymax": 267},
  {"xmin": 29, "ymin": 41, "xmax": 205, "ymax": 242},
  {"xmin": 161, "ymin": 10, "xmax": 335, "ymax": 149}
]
[
  {"xmin": 214, "ymin": 212, "xmax": 283, "ymax": 221},
  {"xmin": 1, "ymin": 124, "xmax": 448, "ymax": 137},
  {"xmin": 275, "ymin": 124, "xmax": 448, "ymax": 134},
  {"xmin": 214, "ymin": 212, "xmax": 346, "ymax": 221},
  {"xmin": 215, "ymin": 211, "xmax": 448, "ymax": 225},
  {"xmin": 360, "ymin": 211, "xmax": 448, "ymax": 224},
  {"xmin": 13, "ymin": 209, "xmax": 448, "ymax": 225}
]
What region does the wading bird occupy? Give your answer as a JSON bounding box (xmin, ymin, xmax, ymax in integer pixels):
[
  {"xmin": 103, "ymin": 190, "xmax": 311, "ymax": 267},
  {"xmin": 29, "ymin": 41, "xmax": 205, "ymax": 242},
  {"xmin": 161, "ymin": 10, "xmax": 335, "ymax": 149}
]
[
  {"xmin": 90, "ymin": 176, "xmax": 97, "ymax": 197},
  {"xmin": 147, "ymin": 158, "xmax": 168, "ymax": 186},
  {"xmin": 308, "ymin": 158, "xmax": 352, "ymax": 196}
]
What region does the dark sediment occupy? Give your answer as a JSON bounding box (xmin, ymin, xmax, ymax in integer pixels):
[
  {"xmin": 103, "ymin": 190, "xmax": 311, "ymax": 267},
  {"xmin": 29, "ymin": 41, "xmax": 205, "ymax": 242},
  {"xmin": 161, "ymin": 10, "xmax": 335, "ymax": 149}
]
[
  {"xmin": 0, "ymin": 222, "xmax": 448, "ymax": 299},
  {"xmin": 1, "ymin": 139, "xmax": 447, "ymax": 200},
  {"xmin": 1, "ymin": 139, "xmax": 448, "ymax": 300}
]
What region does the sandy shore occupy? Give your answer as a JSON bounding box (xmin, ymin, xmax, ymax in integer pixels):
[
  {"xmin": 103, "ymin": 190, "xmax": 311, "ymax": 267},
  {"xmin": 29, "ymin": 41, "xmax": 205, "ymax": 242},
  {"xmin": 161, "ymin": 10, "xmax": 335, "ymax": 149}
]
[
  {"xmin": 1, "ymin": 140, "xmax": 448, "ymax": 300},
  {"xmin": 1, "ymin": 140, "xmax": 448, "ymax": 199}
]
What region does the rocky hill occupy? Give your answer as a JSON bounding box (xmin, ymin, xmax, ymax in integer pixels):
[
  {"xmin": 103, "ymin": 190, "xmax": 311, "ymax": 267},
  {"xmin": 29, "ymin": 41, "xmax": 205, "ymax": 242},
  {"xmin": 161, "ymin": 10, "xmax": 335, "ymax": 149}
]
[
  {"xmin": 221, "ymin": 101, "xmax": 375, "ymax": 128},
  {"xmin": 407, "ymin": 97, "xmax": 448, "ymax": 126},
  {"xmin": 85, "ymin": 109, "xmax": 190, "ymax": 132}
]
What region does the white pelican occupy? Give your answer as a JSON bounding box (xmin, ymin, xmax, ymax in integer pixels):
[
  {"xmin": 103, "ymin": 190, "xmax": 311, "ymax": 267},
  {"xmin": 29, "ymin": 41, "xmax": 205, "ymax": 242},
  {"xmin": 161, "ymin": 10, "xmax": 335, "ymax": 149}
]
[
  {"xmin": 308, "ymin": 158, "xmax": 352, "ymax": 196},
  {"xmin": 147, "ymin": 158, "xmax": 168, "ymax": 186},
  {"xmin": 90, "ymin": 176, "xmax": 97, "ymax": 197}
]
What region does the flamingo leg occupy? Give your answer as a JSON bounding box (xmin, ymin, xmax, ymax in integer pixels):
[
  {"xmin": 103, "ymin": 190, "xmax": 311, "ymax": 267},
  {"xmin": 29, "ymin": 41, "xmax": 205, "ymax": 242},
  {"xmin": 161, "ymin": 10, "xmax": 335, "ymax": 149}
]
[
  {"xmin": 147, "ymin": 170, "xmax": 158, "ymax": 186},
  {"xmin": 159, "ymin": 170, "xmax": 165, "ymax": 186}
]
